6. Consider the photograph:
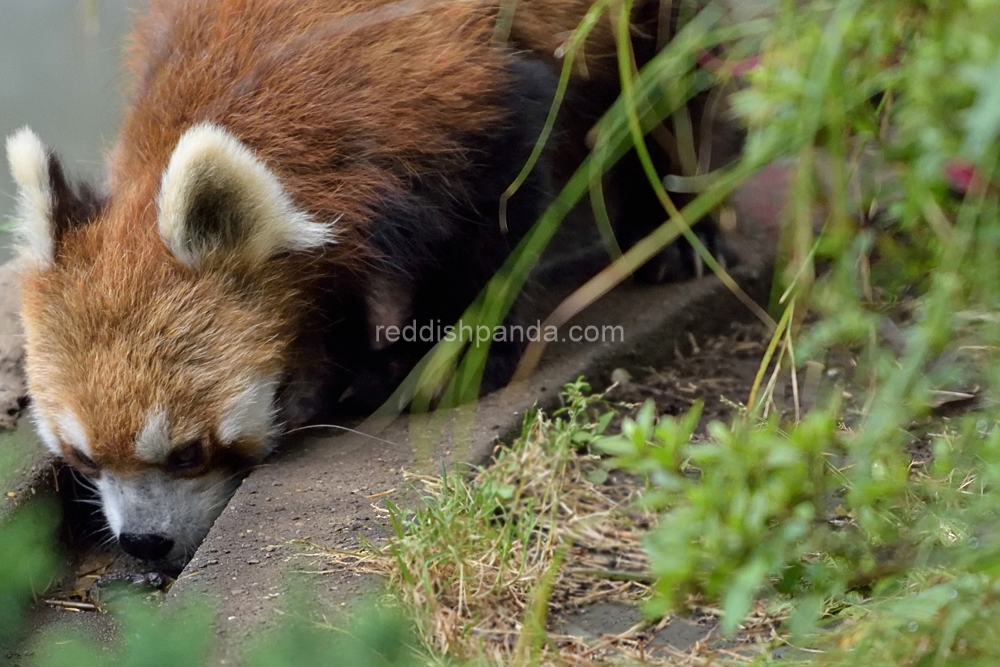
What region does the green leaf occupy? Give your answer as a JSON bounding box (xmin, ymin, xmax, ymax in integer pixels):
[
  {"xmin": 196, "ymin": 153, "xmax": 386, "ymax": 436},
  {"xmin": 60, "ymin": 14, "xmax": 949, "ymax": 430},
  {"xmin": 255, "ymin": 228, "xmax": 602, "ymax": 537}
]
[
  {"xmin": 594, "ymin": 435, "xmax": 636, "ymax": 457},
  {"xmin": 962, "ymin": 52, "xmax": 1000, "ymax": 160},
  {"xmin": 586, "ymin": 468, "xmax": 610, "ymax": 485}
]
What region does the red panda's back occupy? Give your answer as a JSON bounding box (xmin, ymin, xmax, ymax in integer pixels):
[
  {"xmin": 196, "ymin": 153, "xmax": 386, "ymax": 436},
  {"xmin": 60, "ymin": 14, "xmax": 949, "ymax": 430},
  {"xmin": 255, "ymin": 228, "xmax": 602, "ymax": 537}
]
[{"xmin": 110, "ymin": 0, "xmax": 513, "ymax": 251}]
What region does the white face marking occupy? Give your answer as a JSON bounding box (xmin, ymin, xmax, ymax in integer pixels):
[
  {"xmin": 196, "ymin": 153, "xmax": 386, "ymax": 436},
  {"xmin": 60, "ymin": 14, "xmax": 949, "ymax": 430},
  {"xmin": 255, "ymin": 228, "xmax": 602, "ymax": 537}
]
[
  {"xmin": 157, "ymin": 122, "xmax": 335, "ymax": 268},
  {"xmin": 5, "ymin": 127, "xmax": 55, "ymax": 267},
  {"xmin": 100, "ymin": 477, "xmax": 124, "ymax": 536},
  {"xmin": 31, "ymin": 407, "xmax": 61, "ymax": 456},
  {"xmin": 217, "ymin": 376, "xmax": 280, "ymax": 449},
  {"xmin": 96, "ymin": 469, "xmax": 241, "ymax": 567},
  {"xmin": 134, "ymin": 407, "xmax": 172, "ymax": 463},
  {"xmin": 56, "ymin": 409, "xmax": 92, "ymax": 457}
]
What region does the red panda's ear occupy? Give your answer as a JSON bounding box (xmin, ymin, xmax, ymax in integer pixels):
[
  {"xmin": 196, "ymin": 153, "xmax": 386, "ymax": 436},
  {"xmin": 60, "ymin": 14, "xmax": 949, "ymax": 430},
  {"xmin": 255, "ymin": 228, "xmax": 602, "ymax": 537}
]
[
  {"xmin": 157, "ymin": 123, "xmax": 335, "ymax": 269},
  {"xmin": 5, "ymin": 128, "xmax": 102, "ymax": 268}
]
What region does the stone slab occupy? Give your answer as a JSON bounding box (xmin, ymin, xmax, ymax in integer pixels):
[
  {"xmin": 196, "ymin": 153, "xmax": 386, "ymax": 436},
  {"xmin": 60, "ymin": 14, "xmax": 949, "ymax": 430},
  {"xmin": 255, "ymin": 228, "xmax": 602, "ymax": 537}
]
[{"xmin": 169, "ymin": 243, "xmax": 773, "ymax": 662}]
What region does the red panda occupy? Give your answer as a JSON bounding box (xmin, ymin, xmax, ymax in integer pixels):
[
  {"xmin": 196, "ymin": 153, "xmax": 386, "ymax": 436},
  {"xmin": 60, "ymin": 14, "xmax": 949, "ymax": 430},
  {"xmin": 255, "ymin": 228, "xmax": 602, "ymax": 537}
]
[{"xmin": 6, "ymin": 0, "xmax": 730, "ymax": 568}]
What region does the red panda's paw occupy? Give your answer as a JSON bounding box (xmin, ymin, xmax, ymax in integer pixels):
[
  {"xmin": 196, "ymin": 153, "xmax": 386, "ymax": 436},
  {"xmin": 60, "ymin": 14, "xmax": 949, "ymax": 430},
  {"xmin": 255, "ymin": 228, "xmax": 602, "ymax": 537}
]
[
  {"xmin": 277, "ymin": 370, "xmax": 345, "ymax": 432},
  {"xmin": 634, "ymin": 219, "xmax": 740, "ymax": 284}
]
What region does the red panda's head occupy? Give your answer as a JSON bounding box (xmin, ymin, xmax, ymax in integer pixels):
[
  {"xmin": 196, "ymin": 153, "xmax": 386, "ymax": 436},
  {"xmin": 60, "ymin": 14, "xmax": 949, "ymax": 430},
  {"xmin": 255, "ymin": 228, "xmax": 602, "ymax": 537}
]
[{"xmin": 6, "ymin": 124, "xmax": 334, "ymax": 568}]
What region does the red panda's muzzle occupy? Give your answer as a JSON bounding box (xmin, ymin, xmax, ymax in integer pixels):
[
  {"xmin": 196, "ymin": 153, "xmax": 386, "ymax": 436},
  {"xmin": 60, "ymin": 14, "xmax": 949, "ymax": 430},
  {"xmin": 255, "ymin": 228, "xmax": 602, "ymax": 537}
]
[{"xmin": 96, "ymin": 466, "xmax": 246, "ymax": 569}]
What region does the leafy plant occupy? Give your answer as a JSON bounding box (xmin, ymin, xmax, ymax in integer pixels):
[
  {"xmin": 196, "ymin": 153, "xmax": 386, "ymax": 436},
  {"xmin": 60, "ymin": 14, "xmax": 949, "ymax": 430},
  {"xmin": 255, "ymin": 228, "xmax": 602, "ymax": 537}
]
[{"xmin": 591, "ymin": 0, "xmax": 1000, "ymax": 661}]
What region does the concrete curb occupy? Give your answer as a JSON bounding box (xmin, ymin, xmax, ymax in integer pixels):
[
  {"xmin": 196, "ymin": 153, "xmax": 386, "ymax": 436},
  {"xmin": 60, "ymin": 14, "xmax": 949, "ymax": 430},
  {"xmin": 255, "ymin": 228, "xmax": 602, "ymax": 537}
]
[
  {"xmin": 0, "ymin": 260, "xmax": 50, "ymax": 523},
  {"xmin": 168, "ymin": 248, "xmax": 773, "ymax": 652}
]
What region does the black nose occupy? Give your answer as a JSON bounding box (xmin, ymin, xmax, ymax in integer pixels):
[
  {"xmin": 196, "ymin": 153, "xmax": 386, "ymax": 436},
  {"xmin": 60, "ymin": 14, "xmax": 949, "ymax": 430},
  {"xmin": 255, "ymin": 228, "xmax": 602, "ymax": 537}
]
[{"xmin": 118, "ymin": 532, "xmax": 175, "ymax": 561}]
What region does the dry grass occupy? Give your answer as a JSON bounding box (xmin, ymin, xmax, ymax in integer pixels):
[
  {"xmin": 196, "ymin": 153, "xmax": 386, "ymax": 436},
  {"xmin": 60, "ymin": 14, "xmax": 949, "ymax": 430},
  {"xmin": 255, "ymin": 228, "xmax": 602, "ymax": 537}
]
[{"xmin": 291, "ymin": 383, "xmax": 786, "ymax": 665}]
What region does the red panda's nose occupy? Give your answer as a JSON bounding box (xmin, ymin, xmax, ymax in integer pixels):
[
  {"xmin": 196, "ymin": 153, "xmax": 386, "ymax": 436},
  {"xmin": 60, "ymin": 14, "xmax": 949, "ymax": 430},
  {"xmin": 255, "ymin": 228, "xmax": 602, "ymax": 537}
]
[{"xmin": 119, "ymin": 533, "xmax": 175, "ymax": 561}]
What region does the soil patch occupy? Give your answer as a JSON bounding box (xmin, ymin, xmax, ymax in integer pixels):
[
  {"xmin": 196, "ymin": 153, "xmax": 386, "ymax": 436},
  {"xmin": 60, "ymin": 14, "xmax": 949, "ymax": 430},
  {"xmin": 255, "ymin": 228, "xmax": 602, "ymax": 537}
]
[{"xmin": 607, "ymin": 322, "xmax": 769, "ymax": 428}]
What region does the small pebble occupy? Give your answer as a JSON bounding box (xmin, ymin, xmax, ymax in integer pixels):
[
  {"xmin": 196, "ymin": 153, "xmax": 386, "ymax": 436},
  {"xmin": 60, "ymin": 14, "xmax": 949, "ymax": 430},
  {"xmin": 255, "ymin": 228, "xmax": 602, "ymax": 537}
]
[{"xmin": 611, "ymin": 368, "xmax": 632, "ymax": 386}]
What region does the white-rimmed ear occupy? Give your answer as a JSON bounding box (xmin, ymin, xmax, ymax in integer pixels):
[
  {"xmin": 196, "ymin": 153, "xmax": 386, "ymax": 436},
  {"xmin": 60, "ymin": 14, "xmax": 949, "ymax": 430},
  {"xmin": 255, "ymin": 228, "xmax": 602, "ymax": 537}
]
[
  {"xmin": 6, "ymin": 127, "xmax": 103, "ymax": 269},
  {"xmin": 6, "ymin": 127, "xmax": 55, "ymax": 267},
  {"xmin": 157, "ymin": 123, "xmax": 335, "ymax": 268}
]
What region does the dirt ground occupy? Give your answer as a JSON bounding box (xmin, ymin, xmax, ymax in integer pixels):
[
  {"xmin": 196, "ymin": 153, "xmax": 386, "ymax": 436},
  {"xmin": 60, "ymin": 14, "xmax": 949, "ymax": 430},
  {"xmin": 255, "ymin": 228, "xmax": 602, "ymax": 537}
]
[
  {"xmin": 607, "ymin": 322, "xmax": 769, "ymax": 427},
  {"xmin": 548, "ymin": 322, "xmax": 788, "ymax": 663}
]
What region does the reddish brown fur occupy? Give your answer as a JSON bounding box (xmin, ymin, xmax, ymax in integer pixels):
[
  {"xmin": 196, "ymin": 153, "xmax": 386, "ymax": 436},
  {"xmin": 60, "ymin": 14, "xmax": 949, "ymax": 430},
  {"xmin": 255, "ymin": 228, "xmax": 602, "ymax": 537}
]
[
  {"xmin": 22, "ymin": 249, "xmax": 300, "ymax": 470},
  {"xmin": 11, "ymin": 0, "xmax": 722, "ymax": 569},
  {"xmin": 505, "ymin": 0, "xmax": 665, "ymax": 187},
  {"xmin": 21, "ymin": 0, "xmax": 666, "ymax": 474},
  {"xmin": 115, "ymin": 0, "xmax": 519, "ymax": 270},
  {"xmin": 509, "ymin": 0, "xmax": 654, "ymax": 79},
  {"xmin": 22, "ymin": 0, "xmax": 535, "ymax": 473}
]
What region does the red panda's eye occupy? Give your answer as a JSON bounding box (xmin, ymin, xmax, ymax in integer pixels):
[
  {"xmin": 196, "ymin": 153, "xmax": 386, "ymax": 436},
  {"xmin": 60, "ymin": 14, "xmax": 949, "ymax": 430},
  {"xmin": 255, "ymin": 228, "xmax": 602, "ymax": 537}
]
[{"xmin": 166, "ymin": 440, "xmax": 205, "ymax": 472}]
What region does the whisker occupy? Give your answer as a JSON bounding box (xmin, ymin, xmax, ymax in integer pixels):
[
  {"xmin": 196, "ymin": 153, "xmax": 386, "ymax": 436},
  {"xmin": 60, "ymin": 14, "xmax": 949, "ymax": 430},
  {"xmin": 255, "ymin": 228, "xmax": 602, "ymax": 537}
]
[
  {"xmin": 68, "ymin": 468, "xmax": 101, "ymax": 495},
  {"xmin": 206, "ymin": 495, "xmax": 235, "ymax": 513},
  {"xmin": 202, "ymin": 471, "xmax": 247, "ymax": 496},
  {"xmin": 284, "ymin": 423, "xmax": 401, "ymax": 447}
]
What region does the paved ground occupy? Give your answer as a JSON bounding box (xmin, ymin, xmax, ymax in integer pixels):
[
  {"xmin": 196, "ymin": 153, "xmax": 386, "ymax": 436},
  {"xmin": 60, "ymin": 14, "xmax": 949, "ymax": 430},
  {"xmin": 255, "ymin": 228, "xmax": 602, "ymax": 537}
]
[
  {"xmin": 0, "ymin": 262, "xmax": 25, "ymax": 431},
  {"xmin": 0, "ymin": 260, "xmax": 48, "ymax": 528}
]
